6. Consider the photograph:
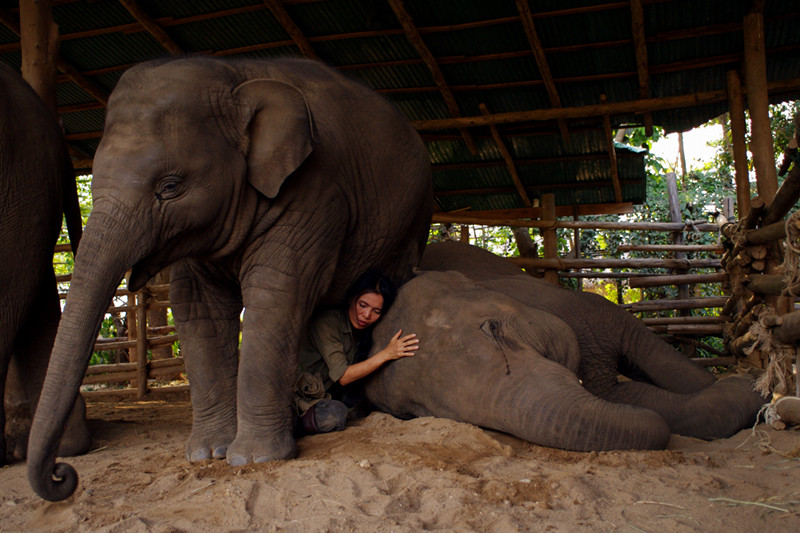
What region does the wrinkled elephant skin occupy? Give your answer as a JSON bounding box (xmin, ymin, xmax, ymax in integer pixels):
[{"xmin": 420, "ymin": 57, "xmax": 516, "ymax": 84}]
[
  {"xmin": 365, "ymin": 242, "xmax": 766, "ymax": 452},
  {"xmin": 27, "ymin": 57, "xmax": 433, "ymax": 501},
  {"xmin": 0, "ymin": 63, "xmax": 89, "ymax": 464}
]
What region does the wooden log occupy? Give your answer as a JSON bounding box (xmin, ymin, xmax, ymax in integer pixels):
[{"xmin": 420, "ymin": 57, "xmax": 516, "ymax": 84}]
[
  {"xmin": 431, "ymin": 215, "xmax": 719, "ymax": 232},
  {"xmin": 745, "ymin": 220, "xmax": 787, "ymax": 244},
  {"xmin": 629, "ymin": 273, "xmax": 727, "ymax": 289},
  {"xmin": 559, "ymin": 272, "xmax": 663, "ymax": 279},
  {"xmin": 772, "ymin": 309, "xmax": 800, "ymax": 344},
  {"xmin": 624, "ymin": 297, "xmax": 728, "ymax": 312},
  {"xmin": 616, "ymin": 244, "xmax": 723, "ymax": 253},
  {"xmin": 743, "ymin": 274, "xmax": 784, "ymax": 295},
  {"xmin": 510, "ymin": 257, "xmax": 721, "ymax": 270},
  {"xmin": 666, "ymin": 324, "xmax": 724, "ymax": 335},
  {"xmin": 81, "ymin": 384, "xmax": 190, "ymax": 398},
  {"xmin": 640, "ymin": 316, "xmax": 728, "ymax": 326},
  {"xmin": 762, "ymin": 159, "xmax": 800, "ymax": 226}
]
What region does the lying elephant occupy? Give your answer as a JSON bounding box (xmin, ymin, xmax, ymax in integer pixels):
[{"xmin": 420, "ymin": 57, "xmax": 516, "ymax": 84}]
[
  {"xmin": 0, "ymin": 62, "xmax": 89, "ymax": 463},
  {"xmin": 28, "ymin": 56, "xmax": 432, "ymax": 501},
  {"xmin": 365, "ymin": 242, "xmax": 765, "ymax": 451}
]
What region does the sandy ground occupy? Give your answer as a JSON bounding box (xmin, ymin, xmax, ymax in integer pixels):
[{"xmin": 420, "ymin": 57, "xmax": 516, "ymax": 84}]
[{"xmin": 1, "ymin": 389, "xmax": 799, "ymax": 532}]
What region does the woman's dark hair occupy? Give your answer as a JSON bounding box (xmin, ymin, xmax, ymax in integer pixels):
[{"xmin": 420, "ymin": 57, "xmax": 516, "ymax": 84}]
[
  {"xmin": 344, "ymin": 269, "xmax": 397, "ymax": 314},
  {"xmin": 345, "ymin": 269, "xmax": 397, "ymax": 362}
]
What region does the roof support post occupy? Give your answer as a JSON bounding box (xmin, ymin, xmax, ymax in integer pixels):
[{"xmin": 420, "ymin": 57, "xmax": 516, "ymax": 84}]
[
  {"xmin": 19, "ymin": 0, "xmax": 59, "ymax": 113},
  {"xmin": 743, "ymin": 12, "xmax": 777, "ymax": 203},
  {"xmin": 541, "ymin": 193, "xmax": 559, "ymax": 285},
  {"xmin": 726, "ymin": 69, "xmax": 751, "ymax": 218},
  {"xmin": 629, "ymin": 0, "xmax": 653, "ymax": 136}
]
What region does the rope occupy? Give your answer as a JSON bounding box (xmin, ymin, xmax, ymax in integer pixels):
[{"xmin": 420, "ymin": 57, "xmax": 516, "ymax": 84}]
[
  {"xmin": 782, "ymin": 210, "xmax": 800, "ymax": 296},
  {"xmin": 745, "ymin": 308, "xmax": 797, "ymax": 396}
]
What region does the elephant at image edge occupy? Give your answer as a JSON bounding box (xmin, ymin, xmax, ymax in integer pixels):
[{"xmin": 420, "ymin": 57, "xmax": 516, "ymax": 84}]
[
  {"xmin": 0, "ymin": 62, "xmax": 89, "ymax": 463},
  {"xmin": 27, "ymin": 56, "xmax": 433, "ymax": 501},
  {"xmin": 365, "ymin": 242, "xmax": 765, "ymax": 451}
]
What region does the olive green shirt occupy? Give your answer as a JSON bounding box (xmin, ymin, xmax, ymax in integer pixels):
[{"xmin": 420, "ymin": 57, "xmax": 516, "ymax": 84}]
[{"xmin": 297, "ymin": 309, "xmax": 356, "ymax": 393}]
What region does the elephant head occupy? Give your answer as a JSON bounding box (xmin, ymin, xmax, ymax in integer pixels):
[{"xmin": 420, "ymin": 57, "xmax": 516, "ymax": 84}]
[{"xmin": 28, "ymin": 57, "xmax": 433, "ymax": 501}]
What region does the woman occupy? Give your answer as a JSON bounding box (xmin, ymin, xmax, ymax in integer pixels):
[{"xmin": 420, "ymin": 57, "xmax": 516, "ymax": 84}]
[{"xmin": 295, "ymin": 270, "xmax": 419, "ymax": 434}]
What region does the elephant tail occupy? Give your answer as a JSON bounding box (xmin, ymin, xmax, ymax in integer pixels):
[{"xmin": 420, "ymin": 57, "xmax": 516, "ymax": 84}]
[{"xmin": 61, "ymin": 152, "xmax": 83, "ymax": 255}]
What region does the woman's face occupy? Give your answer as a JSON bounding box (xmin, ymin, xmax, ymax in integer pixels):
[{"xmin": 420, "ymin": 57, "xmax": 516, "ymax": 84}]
[{"xmin": 348, "ymin": 291, "xmax": 385, "ymax": 330}]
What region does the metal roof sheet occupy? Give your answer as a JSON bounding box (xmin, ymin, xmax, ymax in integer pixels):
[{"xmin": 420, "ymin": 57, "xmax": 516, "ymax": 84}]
[{"xmin": 1, "ymin": 0, "xmax": 798, "ymax": 217}]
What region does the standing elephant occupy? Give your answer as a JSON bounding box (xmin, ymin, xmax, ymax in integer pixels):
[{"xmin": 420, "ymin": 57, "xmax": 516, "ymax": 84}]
[
  {"xmin": 0, "ymin": 62, "xmax": 89, "ymax": 463},
  {"xmin": 28, "ymin": 57, "xmax": 433, "ymax": 501},
  {"xmin": 365, "ymin": 242, "xmax": 765, "ymax": 451}
]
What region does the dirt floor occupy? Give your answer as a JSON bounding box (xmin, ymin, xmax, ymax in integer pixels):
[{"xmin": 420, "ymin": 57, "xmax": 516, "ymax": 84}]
[{"xmin": 1, "ymin": 389, "xmax": 799, "ymax": 532}]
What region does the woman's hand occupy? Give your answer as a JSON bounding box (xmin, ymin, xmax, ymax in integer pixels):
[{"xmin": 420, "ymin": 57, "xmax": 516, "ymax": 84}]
[
  {"xmin": 383, "ymin": 329, "xmax": 419, "ymax": 360},
  {"xmin": 338, "ymin": 330, "xmax": 419, "ymax": 386}
]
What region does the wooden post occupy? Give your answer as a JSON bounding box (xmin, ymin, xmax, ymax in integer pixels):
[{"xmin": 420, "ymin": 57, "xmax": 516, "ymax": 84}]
[
  {"xmin": 542, "ymin": 193, "xmax": 558, "ymax": 285},
  {"xmin": 18, "ymin": 0, "xmax": 59, "ymax": 113},
  {"xmin": 666, "ymin": 173, "xmax": 693, "ymax": 354},
  {"xmin": 726, "ymin": 70, "xmax": 751, "ymax": 218},
  {"xmin": 743, "ymin": 13, "xmax": 777, "ymax": 203},
  {"xmin": 459, "ymin": 225, "xmax": 470, "ymax": 243},
  {"xmin": 136, "ymin": 290, "xmax": 148, "ymax": 398}
]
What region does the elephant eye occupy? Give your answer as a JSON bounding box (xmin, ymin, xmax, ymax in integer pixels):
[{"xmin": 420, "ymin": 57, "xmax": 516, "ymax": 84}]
[{"xmin": 155, "ymin": 176, "xmax": 183, "ymax": 202}]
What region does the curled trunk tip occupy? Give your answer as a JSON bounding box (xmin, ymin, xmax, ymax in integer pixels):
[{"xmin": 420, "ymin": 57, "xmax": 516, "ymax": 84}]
[{"xmin": 28, "ymin": 462, "xmax": 79, "ymax": 502}]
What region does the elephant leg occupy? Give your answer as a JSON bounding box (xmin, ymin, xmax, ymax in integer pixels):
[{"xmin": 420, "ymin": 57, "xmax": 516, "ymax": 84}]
[
  {"xmin": 9, "ymin": 276, "xmax": 91, "ymax": 460},
  {"xmin": 170, "ymin": 259, "xmax": 242, "ymax": 462},
  {"xmin": 601, "ymin": 376, "xmax": 766, "ymax": 439}
]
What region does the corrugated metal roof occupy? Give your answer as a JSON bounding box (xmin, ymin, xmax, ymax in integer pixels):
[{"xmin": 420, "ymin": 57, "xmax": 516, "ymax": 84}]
[{"xmin": 1, "ymin": 0, "xmax": 798, "ymax": 217}]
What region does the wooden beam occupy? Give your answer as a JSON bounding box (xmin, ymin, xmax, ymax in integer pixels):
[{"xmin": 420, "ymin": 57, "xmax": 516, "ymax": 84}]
[
  {"xmin": 629, "ymin": 0, "xmax": 653, "ymax": 136},
  {"xmin": 743, "ymin": 12, "xmax": 777, "ymax": 202},
  {"xmin": 515, "ymin": 0, "xmax": 569, "ymax": 142},
  {"xmin": 601, "ymin": 95, "xmax": 623, "ymax": 203},
  {"xmin": 262, "ymin": 0, "xmax": 319, "ymax": 60},
  {"xmin": 479, "ymin": 103, "xmax": 532, "ymax": 208},
  {"xmin": 118, "ymin": 0, "xmax": 183, "ymax": 55},
  {"xmin": 19, "ymin": 0, "xmax": 59, "ymax": 113},
  {"xmin": 386, "ymin": 0, "xmax": 478, "ymax": 154},
  {"xmin": 411, "ymin": 89, "xmax": 730, "ymax": 130}
]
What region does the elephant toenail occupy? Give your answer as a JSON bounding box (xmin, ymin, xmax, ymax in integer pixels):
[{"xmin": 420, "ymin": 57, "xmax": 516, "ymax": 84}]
[
  {"xmin": 227, "ymin": 455, "xmax": 248, "ymax": 466},
  {"xmin": 212, "ymin": 446, "xmax": 227, "ymax": 459},
  {"xmin": 189, "ymin": 449, "xmax": 210, "ymax": 462}
]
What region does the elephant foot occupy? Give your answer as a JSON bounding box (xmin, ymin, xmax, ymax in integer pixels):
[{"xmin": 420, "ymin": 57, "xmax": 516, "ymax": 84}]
[
  {"xmin": 225, "ymin": 430, "xmax": 297, "ymax": 466},
  {"xmin": 185, "ymin": 426, "xmax": 237, "ymax": 462},
  {"xmin": 672, "ymin": 376, "xmax": 767, "ymax": 440}
]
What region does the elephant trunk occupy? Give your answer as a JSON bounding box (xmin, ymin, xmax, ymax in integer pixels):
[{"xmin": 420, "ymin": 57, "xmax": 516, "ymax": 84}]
[{"xmin": 27, "ymin": 210, "xmax": 142, "ymax": 501}]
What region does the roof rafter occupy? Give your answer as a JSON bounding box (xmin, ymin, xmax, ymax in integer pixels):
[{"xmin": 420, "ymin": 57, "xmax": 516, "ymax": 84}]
[
  {"xmin": 262, "ymin": 0, "xmax": 319, "ymax": 60},
  {"xmin": 601, "ymin": 94, "xmax": 623, "ymax": 203},
  {"xmin": 515, "ymin": 0, "xmax": 569, "ymax": 143},
  {"xmin": 479, "ymin": 103, "xmax": 532, "ymax": 208},
  {"xmin": 117, "ymin": 0, "xmax": 183, "ymax": 55},
  {"xmin": 385, "ymin": 0, "xmax": 478, "ymax": 155}
]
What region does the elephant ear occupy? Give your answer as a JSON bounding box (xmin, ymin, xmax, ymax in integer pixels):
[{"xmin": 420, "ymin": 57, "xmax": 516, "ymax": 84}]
[{"xmin": 234, "ymin": 79, "xmax": 317, "ymax": 199}]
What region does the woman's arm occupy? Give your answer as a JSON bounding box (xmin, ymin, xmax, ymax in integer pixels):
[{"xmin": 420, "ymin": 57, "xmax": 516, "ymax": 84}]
[{"xmin": 338, "ymin": 330, "xmax": 419, "ymax": 386}]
